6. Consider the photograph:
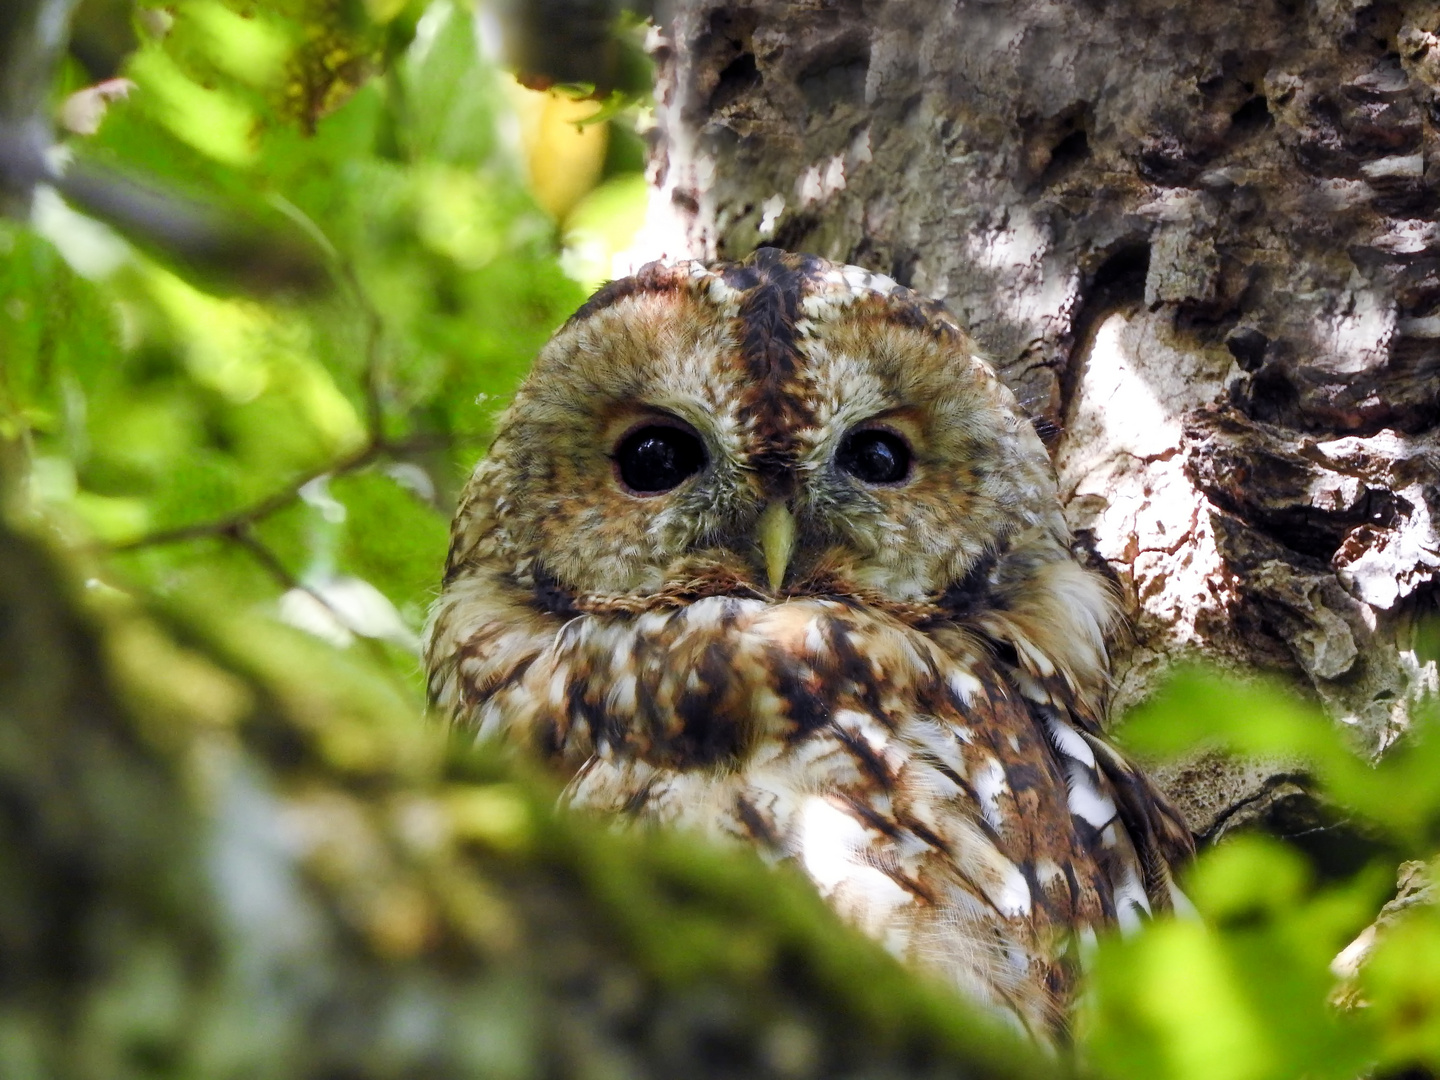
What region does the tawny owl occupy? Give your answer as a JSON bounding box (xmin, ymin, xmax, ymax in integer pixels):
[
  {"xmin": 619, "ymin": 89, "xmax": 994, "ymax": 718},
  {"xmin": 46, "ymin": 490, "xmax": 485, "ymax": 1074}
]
[{"xmin": 424, "ymin": 247, "xmax": 1193, "ymax": 1042}]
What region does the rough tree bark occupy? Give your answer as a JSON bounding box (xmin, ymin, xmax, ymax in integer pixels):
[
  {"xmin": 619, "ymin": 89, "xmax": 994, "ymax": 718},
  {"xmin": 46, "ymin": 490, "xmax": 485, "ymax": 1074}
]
[{"xmin": 637, "ymin": 0, "xmax": 1440, "ymax": 843}]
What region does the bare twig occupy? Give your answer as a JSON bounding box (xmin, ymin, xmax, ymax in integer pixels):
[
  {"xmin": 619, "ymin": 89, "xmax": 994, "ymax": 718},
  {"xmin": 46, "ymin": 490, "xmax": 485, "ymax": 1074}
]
[
  {"xmin": 221, "ymin": 524, "xmax": 353, "ymax": 638},
  {"xmin": 57, "ymin": 159, "xmax": 329, "ymax": 293},
  {"xmin": 110, "ymin": 444, "xmax": 379, "ymax": 552}
]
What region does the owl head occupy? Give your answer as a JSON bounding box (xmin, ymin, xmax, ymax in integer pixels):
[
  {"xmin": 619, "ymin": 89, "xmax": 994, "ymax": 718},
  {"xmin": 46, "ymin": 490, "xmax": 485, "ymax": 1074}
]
[{"xmin": 442, "ymin": 248, "xmax": 1113, "ymax": 705}]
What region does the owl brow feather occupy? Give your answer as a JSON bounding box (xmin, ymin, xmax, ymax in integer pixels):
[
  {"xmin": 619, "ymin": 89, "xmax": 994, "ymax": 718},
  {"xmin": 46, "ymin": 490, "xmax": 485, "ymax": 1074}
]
[{"xmin": 562, "ymin": 260, "xmax": 694, "ymax": 326}]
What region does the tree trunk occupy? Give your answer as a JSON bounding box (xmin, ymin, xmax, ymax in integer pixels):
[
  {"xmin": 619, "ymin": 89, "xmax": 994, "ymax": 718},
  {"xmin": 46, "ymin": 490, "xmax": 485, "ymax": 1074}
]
[{"xmin": 639, "ymin": 0, "xmax": 1440, "ymax": 841}]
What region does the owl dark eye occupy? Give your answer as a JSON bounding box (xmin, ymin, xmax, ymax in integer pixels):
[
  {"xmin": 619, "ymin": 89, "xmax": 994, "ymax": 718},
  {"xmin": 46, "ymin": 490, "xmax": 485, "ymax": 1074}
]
[
  {"xmin": 614, "ymin": 425, "xmax": 706, "ymax": 494},
  {"xmin": 838, "ymin": 428, "xmax": 912, "ymax": 485}
]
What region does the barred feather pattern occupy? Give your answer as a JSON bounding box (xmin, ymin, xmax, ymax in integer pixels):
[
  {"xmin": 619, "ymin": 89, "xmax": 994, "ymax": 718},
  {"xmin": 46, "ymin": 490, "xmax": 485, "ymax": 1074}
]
[{"xmin": 425, "ymin": 248, "xmax": 1193, "ymax": 1043}]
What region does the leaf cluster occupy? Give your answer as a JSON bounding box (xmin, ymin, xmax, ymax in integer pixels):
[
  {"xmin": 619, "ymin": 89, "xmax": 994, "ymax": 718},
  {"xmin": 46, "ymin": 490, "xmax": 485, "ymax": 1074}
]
[
  {"xmin": 1082, "ymin": 668, "xmax": 1440, "ymax": 1080},
  {"xmin": 4, "ymin": 0, "xmax": 608, "ymax": 697}
]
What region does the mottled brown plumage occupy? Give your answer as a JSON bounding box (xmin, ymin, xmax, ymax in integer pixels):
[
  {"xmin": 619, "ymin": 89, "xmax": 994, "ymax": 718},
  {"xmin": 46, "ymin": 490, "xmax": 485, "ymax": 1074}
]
[{"xmin": 425, "ymin": 248, "xmax": 1192, "ymax": 1042}]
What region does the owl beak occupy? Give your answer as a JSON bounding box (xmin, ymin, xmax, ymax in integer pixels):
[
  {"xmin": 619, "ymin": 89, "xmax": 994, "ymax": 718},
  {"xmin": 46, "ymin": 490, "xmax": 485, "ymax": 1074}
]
[{"xmin": 757, "ymin": 501, "xmax": 797, "ymax": 593}]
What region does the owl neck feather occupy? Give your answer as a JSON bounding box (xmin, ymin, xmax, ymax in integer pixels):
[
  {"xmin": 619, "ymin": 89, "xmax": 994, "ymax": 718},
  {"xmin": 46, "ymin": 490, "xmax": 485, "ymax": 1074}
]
[
  {"xmin": 521, "ymin": 548, "xmax": 1114, "ymax": 717},
  {"xmin": 975, "ymin": 556, "xmax": 1116, "ymax": 717}
]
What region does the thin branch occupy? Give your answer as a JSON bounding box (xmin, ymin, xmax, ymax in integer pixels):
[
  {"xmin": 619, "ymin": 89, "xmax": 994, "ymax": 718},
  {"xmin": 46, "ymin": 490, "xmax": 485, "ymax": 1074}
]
[
  {"xmin": 225, "ymin": 525, "xmax": 366, "ymax": 642},
  {"xmin": 301, "ymin": 220, "xmax": 386, "ymax": 439},
  {"xmin": 223, "ymin": 523, "xmax": 311, "ymax": 596},
  {"xmin": 223, "ymin": 524, "xmax": 417, "ymax": 691},
  {"xmin": 57, "ymin": 159, "xmax": 329, "ymax": 293},
  {"xmin": 224, "ymin": 524, "xmax": 364, "ymax": 650},
  {"xmin": 106, "ymin": 433, "xmax": 469, "ymax": 553},
  {"xmin": 110, "ymin": 443, "xmax": 378, "ymax": 552}
]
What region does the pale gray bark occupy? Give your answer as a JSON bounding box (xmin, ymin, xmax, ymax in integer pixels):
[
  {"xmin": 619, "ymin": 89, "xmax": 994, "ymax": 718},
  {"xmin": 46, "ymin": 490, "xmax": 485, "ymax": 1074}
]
[{"xmin": 645, "ymin": 0, "xmax": 1440, "ymax": 842}]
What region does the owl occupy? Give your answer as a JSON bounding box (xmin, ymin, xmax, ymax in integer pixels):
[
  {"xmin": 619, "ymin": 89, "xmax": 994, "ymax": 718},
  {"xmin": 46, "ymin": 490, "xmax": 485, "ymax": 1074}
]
[{"xmin": 424, "ymin": 247, "xmax": 1193, "ymax": 1043}]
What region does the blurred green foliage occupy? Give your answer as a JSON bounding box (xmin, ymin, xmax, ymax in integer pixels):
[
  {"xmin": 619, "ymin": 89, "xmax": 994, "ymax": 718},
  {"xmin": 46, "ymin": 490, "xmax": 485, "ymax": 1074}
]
[
  {"xmin": 1, "ymin": 0, "xmax": 651, "ymax": 697},
  {"xmin": 1081, "ymin": 669, "xmax": 1440, "ymax": 1080},
  {"xmin": 3, "ymin": 3, "xmax": 1440, "ymax": 1080}
]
